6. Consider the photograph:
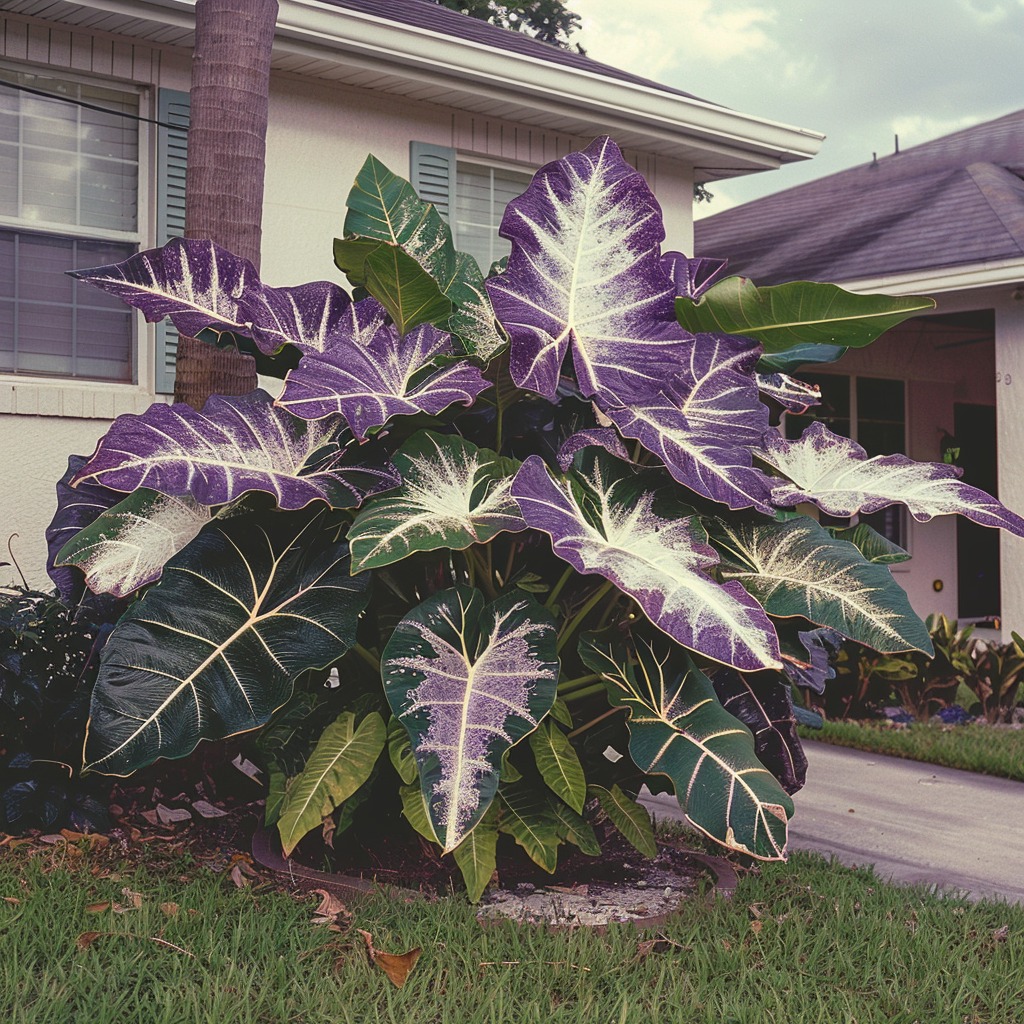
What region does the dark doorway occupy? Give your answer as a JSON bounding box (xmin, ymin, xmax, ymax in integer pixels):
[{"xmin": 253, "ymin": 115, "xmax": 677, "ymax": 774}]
[{"xmin": 955, "ymin": 404, "xmax": 1000, "ymax": 619}]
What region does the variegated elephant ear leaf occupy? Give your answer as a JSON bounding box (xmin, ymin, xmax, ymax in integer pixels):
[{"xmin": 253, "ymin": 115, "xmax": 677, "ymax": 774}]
[
  {"xmin": 705, "ymin": 516, "xmax": 932, "ymax": 654},
  {"xmin": 45, "ymin": 454, "xmax": 124, "ymax": 603},
  {"xmin": 711, "ymin": 669, "xmax": 808, "ymax": 796},
  {"xmin": 579, "ymin": 630, "xmax": 792, "ymax": 860},
  {"xmin": 276, "ymin": 299, "xmax": 490, "ymax": 440},
  {"xmin": 756, "ymin": 372, "xmax": 821, "ymax": 414},
  {"xmin": 600, "ymin": 332, "xmax": 777, "ymax": 513},
  {"xmin": 72, "ymin": 389, "xmax": 399, "ymax": 510},
  {"xmin": 70, "ymin": 237, "xmax": 354, "ymax": 361},
  {"xmin": 764, "ymin": 421, "xmax": 1024, "ymax": 536},
  {"xmin": 348, "ymin": 431, "xmax": 525, "ymax": 573},
  {"xmin": 661, "ymin": 251, "xmax": 728, "ymax": 301},
  {"xmin": 84, "ymin": 508, "xmax": 370, "ymax": 776},
  {"xmin": 487, "ymin": 136, "xmax": 689, "ymax": 402},
  {"xmin": 382, "ymin": 586, "xmax": 559, "ymax": 853},
  {"xmin": 511, "ymin": 449, "xmax": 782, "ymax": 672},
  {"xmin": 56, "ymin": 488, "xmax": 211, "ymax": 598}
]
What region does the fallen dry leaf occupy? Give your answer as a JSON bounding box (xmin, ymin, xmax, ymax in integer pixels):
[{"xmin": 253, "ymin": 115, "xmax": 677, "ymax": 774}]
[
  {"xmin": 229, "ymin": 864, "xmax": 250, "ymax": 889},
  {"xmin": 77, "ymin": 931, "xmax": 103, "ymax": 950},
  {"xmin": 85, "ymin": 902, "xmax": 111, "ymax": 914},
  {"xmin": 310, "ymin": 888, "xmax": 352, "ymax": 929},
  {"xmin": 156, "ymin": 804, "xmax": 192, "ymax": 825},
  {"xmin": 160, "ymin": 902, "xmax": 180, "ymax": 917},
  {"xmin": 121, "ymin": 887, "xmax": 144, "ymax": 908},
  {"xmin": 750, "ymin": 920, "xmax": 763, "ymax": 935},
  {"xmin": 139, "ymin": 810, "xmax": 160, "ymax": 826},
  {"xmin": 2, "ymin": 897, "xmax": 21, "ymax": 906},
  {"xmin": 357, "ymin": 929, "xmax": 422, "ymax": 988},
  {"xmin": 191, "ymin": 800, "xmax": 228, "ymax": 819},
  {"xmin": 993, "ymin": 925, "xmax": 1010, "ymax": 942}
]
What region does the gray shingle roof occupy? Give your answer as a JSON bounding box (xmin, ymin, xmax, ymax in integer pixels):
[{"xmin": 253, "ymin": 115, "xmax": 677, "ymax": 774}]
[
  {"xmin": 318, "ymin": 0, "xmax": 706, "ymax": 101},
  {"xmin": 694, "ymin": 108, "xmax": 1024, "ymax": 284}
]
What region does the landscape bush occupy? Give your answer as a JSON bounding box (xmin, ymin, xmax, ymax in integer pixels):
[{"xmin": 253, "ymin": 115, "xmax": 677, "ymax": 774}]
[{"xmin": 30, "ymin": 138, "xmax": 1024, "ymax": 898}]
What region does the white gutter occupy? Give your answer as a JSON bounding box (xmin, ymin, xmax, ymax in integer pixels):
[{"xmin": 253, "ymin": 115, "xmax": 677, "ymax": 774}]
[
  {"xmin": 74, "ymin": 0, "xmax": 824, "ymax": 169},
  {"xmin": 838, "ymin": 257, "xmax": 1024, "ymax": 296}
]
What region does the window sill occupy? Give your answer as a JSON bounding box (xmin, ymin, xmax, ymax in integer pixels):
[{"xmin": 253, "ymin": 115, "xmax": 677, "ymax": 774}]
[{"xmin": 0, "ymin": 378, "xmax": 162, "ymax": 419}]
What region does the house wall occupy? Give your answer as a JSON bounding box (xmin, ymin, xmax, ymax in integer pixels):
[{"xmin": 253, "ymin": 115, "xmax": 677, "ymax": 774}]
[
  {"xmin": 800, "ymin": 303, "xmax": 997, "ymax": 627},
  {"xmin": 0, "ymin": 11, "xmax": 697, "ymax": 590}
]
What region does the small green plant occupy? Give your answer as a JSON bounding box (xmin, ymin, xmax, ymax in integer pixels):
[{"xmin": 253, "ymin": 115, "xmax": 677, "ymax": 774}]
[
  {"xmin": 963, "ymin": 631, "xmax": 1024, "ymax": 724},
  {"xmin": 37, "ymin": 139, "xmax": 1024, "ymax": 898},
  {"xmin": 824, "ymin": 614, "xmax": 976, "ymax": 722}
]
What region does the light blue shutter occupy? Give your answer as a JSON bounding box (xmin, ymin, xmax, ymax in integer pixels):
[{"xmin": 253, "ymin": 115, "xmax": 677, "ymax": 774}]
[
  {"xmin": 154, "ymin": 88, "xmax": 190, "ymax": 394},
  {"xmin": 409, "ymin": 141, "xmax": 456, "ymax": 223}
]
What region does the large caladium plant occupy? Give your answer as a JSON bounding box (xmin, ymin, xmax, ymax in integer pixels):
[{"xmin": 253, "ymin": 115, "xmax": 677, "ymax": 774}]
[{"xmin": 45, "ymin": 137, "xmax": 1024, "ymax": 897}]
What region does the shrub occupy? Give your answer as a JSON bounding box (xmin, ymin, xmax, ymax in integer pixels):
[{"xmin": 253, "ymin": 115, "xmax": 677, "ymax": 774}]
[
  {"xmin": 0, "ymin": 585, "xmax": 114, "ymax": 833},
  {"xmin": 39, "ymin": 139, "xmax": 1024, "ymax": 897}
]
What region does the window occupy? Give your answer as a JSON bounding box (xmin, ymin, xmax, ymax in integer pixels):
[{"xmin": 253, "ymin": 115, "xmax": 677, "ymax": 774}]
[
  {"xmin": 0, "ymin": 67, "xmax": 139, "ymax": 382},
  {"xmin": 454, "ymin": 161, "xmax": 533, "ymax": 273},
  {"xmin": 785, "ymin": 374, "xmax": 907, "ymax": 546}
]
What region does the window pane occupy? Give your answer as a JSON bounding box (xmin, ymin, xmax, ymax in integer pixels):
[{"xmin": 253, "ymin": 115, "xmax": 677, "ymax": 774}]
[
  {"xmin": 856, "ymin": 377, "xmax": 905, "ymax": 456},
  {"xmin": 0, "ymin": 229, "xmax": 134, "ymax": 382},
  {"xmin": 0, "ymin": 68, "xmax": 138, "ymax": 230},
  {"xmin": 455, "ymin": 162, "xmax": 532, "ymax": 273}
]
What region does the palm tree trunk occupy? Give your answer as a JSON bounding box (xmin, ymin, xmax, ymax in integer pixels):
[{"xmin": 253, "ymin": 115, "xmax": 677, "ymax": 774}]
[{"xmin": 174, "ymin": 0, "xmax": 278, "ymax": 408}]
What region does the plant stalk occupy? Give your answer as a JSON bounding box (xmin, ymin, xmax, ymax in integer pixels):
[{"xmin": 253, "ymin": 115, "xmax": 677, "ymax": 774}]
[{"xmin": 557, "ymin": 581, "xmax": 615, "ymax": 654}]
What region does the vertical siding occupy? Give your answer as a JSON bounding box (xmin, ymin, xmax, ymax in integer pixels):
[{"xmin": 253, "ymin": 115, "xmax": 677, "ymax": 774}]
[
  {"xmin": 450, "ymin": 111, "xmax": 654, "ymax": 177},
  {"xmin": 0, "ymin": 12, "xmax": 159, "ymax": 84}
]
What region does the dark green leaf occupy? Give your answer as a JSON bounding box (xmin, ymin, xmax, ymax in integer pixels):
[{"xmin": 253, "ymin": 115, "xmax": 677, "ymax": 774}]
[{"xmin": 83, "ymin": 509, "xmax": 369, "ymax": 776}]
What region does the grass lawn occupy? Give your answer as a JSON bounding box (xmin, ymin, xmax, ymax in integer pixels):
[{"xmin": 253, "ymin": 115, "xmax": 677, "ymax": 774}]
[
  {"xmin": 2, "ymin": 839, "xmax": 1022, "ymax": 1024},
  {"xmin": 798, "ymin": 720, "xmax": 1024, "ymax": 782}
]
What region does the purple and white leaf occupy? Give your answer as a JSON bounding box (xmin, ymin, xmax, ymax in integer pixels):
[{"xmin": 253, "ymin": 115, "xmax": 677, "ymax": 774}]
[
  {"xmin": 72, "ymin": 237, "xmax": 353, "ymax": 356},
  {"xmin": 711, "ymin": 669, "xmax": 808, "ymax": 796},
  {"xmin": 661, "ymin": 251, "xmax": 729, "ymax": 301},
  {"xmin": 764, "ymin": 421, "xmax": 1024, "ymax": 535},
  {"xmin": 45, "ymin": 454, "xmax": 124, "ymax": 602},
  {"xmin": 556, "ymin": 429, "xmax": 632, "ymax": 471},
  {"xmin": 511, "ymin": 452, "xmax": 781, "ymax": 671},
  {"xmin": 486, "ymin": 136, "xmax": 689, "ymax": 402},
  {"xmin": 600, "ymin": 333, "xmax": 776, "ymax": 512},
  {"xmin": 756, "ymin": 372, "xmax": 821, "ymax": 413},
  {"xmin": 70, "ymin": 238, "xmax": 253, "ymax": 340},
  {"xmin": 277, "ymin": 299, "xmax": 490, "ymax": 439},
  {"xmin": 382, "ymin": 587, "xmax": 559, "ymax": 853},
  {"xmin": 55, "ymin": 489, "xmax": 211, "ymax": 598},
  {"xmin": 348, "ymin": 431, "xmax": 526, "ymax": 572},
  {"xmin": 72, "ymin": 389, "xmax": 399, "ymax": 510},
  {"xmin": 239, "ymin": 279, "xmax": 354, "ymax": 355}
]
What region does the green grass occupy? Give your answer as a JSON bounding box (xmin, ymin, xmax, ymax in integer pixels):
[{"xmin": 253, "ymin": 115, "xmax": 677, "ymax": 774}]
[
  {"xmin": 2, "ymin": 843, "xmax": 1023, "ymax": 1023},
  {"xmin": 799, "ymin": 720, "xmax": 1024, "ymax": 782}
]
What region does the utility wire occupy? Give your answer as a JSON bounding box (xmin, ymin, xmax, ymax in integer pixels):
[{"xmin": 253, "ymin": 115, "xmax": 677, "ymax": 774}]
[{"xmin": 0, "ymin": 78, "xmax": 187, "ymax": 130}]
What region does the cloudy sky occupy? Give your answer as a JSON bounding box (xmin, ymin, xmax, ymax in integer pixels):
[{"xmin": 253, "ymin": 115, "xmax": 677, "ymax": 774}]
[{"xmin": 574, "ymin": 0, "xmax": 1024, "ymax": 217}]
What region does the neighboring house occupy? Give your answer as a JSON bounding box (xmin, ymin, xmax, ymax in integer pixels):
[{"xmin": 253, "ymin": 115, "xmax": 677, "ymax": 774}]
[
  {"xmin": 696, "ymin": 109, "xmax": 1024, "ymax": 639},
  {"xmin": 0, "ymin": 0, "xmax": 822, "ymax": 590}
]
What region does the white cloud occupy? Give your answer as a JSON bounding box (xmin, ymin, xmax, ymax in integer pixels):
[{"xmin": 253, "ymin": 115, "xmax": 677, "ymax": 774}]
[
  {"xmin": 574, "ymin": 0, "xmax": 776, "ymax": 80},
  {"xmin": 890, "ymin": 112, "xmax": 983, "ymax": 146}
]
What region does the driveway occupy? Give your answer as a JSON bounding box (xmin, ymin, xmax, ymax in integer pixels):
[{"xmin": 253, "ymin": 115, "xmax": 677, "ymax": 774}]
[{"xmin": 640, "ymin": 739, "xmax": 1024, "ymax": 904}]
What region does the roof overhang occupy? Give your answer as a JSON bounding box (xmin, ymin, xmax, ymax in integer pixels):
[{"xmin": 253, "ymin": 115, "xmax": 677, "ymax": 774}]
[
  {"xmin": 7, "ymin": 0, "xmax": 823, "ymax": 174},
  {"xmin": 838, "ymin": 257, "xmax": 1024, "ymax": 297}
]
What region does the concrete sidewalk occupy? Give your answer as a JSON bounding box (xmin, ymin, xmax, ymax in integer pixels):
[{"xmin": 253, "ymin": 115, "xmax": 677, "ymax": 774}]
[{"xmin": 640, "ymin": 739, "xmax": 1024, "ymax": 904}]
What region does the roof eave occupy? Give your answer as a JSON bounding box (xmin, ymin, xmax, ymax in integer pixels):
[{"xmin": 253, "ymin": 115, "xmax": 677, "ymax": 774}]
[
  {"xmin": 72, "ymin": 0, "xmax": 824, "ymax": 170},
  {"xmin": 837, "ymin": 257, "xmax": 1024, "ymax": 296}
]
